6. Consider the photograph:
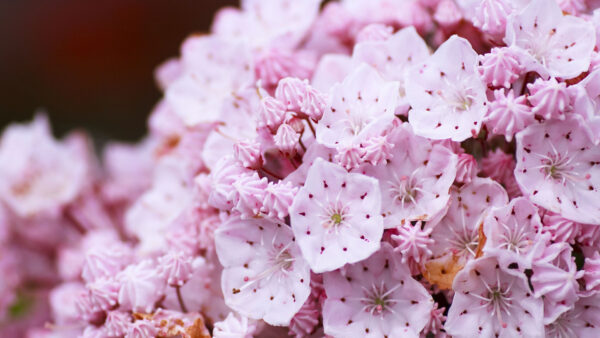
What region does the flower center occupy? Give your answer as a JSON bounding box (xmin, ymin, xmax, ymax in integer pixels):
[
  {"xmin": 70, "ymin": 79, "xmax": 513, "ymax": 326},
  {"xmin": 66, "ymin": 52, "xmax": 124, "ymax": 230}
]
[
  {"xmin": 471, "ymin": 270, "xmax": 515, "ymax": 329},
  {"xmin": 498, "ymin": 221, "xmax": 531, "ymax": 255},
  {"xmin": 390, "ymin": 174, "xmax": 421, "ymax": 208},
  {"xmin": 360, "ymin": 281, "xmax": 401, "ymax": 316},
  {"xmin": 330, "ymin": 213, "xmax": 343, "ymax": 225},
  {"xmin": 274, "ymin": 249, "xmax": 294, "ymax": 272},
  {"xmin": 448, "ymin": 232, "xmax": 479, "ymax": 258},
  {"xmin": 439, "ymin": 77, "xmax": 477, "ymax": 113},
  {"xmin": 347, "ymin": 113, "xmax": 368, "ymax": 136},
  {"xmin": 534, "ymin": 146, "xmax": 582, "ymax": 186},
  {"xmin": 322, "ymin": 203, "xmax": 349, "ymax": 230}
]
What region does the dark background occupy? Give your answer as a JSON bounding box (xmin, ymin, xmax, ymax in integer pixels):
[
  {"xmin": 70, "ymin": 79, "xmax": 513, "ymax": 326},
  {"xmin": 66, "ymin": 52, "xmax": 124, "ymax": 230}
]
[{"xmin": 0, "ymin": 0, "xmax": 237, "ymax": 142}]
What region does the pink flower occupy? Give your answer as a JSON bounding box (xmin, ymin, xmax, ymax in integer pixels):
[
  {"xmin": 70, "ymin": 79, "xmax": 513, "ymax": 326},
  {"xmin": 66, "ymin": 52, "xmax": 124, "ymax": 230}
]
[
  {"xmin": 200, "ymin": 86, "xmax": 260, "ymax": 171},
  {"xmin": 166, "ymin": 37, "xmax": 254, "ymax": 126},
  {"xmin": 87, "ymin": 277, "xmax": 120, "ymax": 311},
  {"xmin": 322, "ymin": 243, "xmax": 433, "ymax": 337},
  {"xmin": 514, "ymin": 116, "xmax": 600, "ymax": 225},
  {"xmin": 406, "ymin": 35, "xmax": 488, "ymax": 141},
  {"xmin": 531, "ymin": 243, "xmax": 583, "ymax": 322},
  {"xmin": 213, "ymin": 312, "xmax": 258, "ymax": 338},
  {"xmin": 231, "ymin": 172, "xmax": 268, "ymax": 217},
  {"xmin": 74, "ymin": 291, "xmax": 104, "ymax": 324},
  {"xmin": 105, "ymin": 311, "xmax": 132, "ymax": 337},
  {"xmin": 392, "ymin": 221, "xmax": 433, "ymax": 264},
  {"xmin": 482, "ymin": 197, "xmax": 545, "ymax": 269},
  {"xmin": 261, "ymin": 181, "xmax": 298, "ymax": 220},
  {"xmin": 527, "ymin": 77, "xmax": 571, "ymax": 120},
  {"xmin": 290, "ymin": 158, "xmax": 384, "ymax": 272},
  {"xmin": 362, "ymin": 124, "xmax": 457, "ymax": 228},
  {"xmin": 361, "ymin": 134, "xmax": 394, "ymax": 166},
  {"xmin": 584, "ymin": 252, "xmax": 600, "ymax": 292},
  {"xmin": 276, "ymin": 77, "xmax": 309, "ymax": 113},
  {"xmin": 213, "ymin": 0, "xmax": 321, "ymax": 49},
  {"xmin": 478, "ymin": 47, "xmax": 524, "ymax": 88},
  {"xmin": 101, "ymin": 138, "xmax": 154, "ymax": 204},
  {"xmin": 288, "ymin": 299, "xmax": 320, "ymax": 338},
  {"xmin": 82, "ymin": 326, "xmax": 109, "ymax": 338},
  {"xmin": 49, "ymin": 282, "xmax": 87, "ymax": 325},
  {"xmin": 544, "ymin": 292, "xmax": 600, "ymax": 337},
  {"xmin": 209, "ymin": 157, "xmax": 251, "ymax": 211},
  {"xmin": 274, "ymin": 78, "xmax": 327, "ymax": 122},
  {"xmin": 485, "ymin": 89, "xmax": 534, "ymax": 141},
  {"xmin": 578, "ymin": 223, "xmax": 600, "ymax": 247},
  {"xmin": 480, "ymin": 148, "xmax": 516, "ymax": 185},
  {"xmin": 117, "ymin": 260, "xmax": 166, "ymax": 313},
  {"xmin": 334, "ymin": 144, "xmax": 365, "ymax": 171},
  {"xmin": 455, "ymin": 153, "xmax": 478, "ymax": 184},
  {"xmin": 557, "ymin": 0, "xmax": 587, "ymax": 14},
  {"xmin": 472, "ymin": 0, "xmax": 512, "ymax": 36},
  {"xmin": 541, "ymin": 211, "xmax": 581, "ymax": 244},
  {"xmin": 154, "ymin": 58, "xmax": 182, "ymax": 91},
  {"xmin": 81, "ymin": 242, "xmax": 133, "ymax": 283},
  {"xmin": 352, "ymin": 27, "xmax": 430, "ymax": 115},
  {"xmin": 215, "ymin": 217, "xmax": 310, "ymax": 325},
  {"xmin": 505, "ymin": 0, "xmax": 595, "ymax": 79},
  {"xmin": 274, "ymin": 123, "xmax": 300, "ymax": 156},
  {"xmin": 434, "ymin": 0, "xmax": 462, "ymax": 27},
  {"xmin": 316, "ymin": 64, "xmax": 399, "ymax": 148},
  {"xmin": 445, "ymin": 256, "xmax": 544, "ymax": 337},
  {"xmin": 124, "ymin": 156, "xmax": 194, "ymax": 254},
  {"xmin": 125, "ymin": 319, "xmax": 158, "ymax": 338},
  {"xmin": 299, "ymin": 84, "xmax": 328, "ymax": 121},
  {"xmin": 430, "ymin": 178, "xmax": 508, "ymax": 261},
  {"xmin": 158, "ymin": 251, "xmax": 194, "ymax": 287},
  {"xmin": 424, "ymin": 302, "xmax": 447, "ymax": 337},
  {"xmin": 0, "ymin": 115, "xmax": 88, "ymax": 217},
  {"xmin": 233, "ymin": 140, "xmax": 262, "ymax": 169},
  {"xmin": 354, "ymin": 23, "xmax": 393, "ymax": 43},
  {"xmin": 254, "ymin": 48, "xmax": 314, "ymax": 87},
  {"xmin": 257, "ymin": 95, "xmax": 287, "ymax": 133},
  {"xmin": 568, "ymin": 68, "xmax": 600, "ymax": 145}
]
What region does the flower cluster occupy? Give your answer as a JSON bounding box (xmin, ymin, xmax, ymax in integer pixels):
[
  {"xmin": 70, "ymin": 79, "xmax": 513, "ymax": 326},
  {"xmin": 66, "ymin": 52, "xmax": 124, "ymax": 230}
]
[{"xmin": 2, "ymin": 0, "xmax": 600, "ymax": 337}]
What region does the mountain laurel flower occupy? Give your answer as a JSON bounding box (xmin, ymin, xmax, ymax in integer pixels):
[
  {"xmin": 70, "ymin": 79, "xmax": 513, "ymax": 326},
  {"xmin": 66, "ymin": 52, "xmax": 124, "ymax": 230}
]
[
  {"xmin": 445, "ymin": 256, "xmax": 544, "ymax": 337},
  {"xmin": 322, "ymin": 243, "xmax": 434, "ymax": 337},
  {"xmin": 485, "ymin": 89, "xmax": 534, "ymax": 141},
  {"xmin": 392, "ymin": 221, "xmax": 433, "ymax": 264},
  {"xmin": 505, "ymin": 0, "xmax": 595, "ymax": 79},
  {"xmin": 527, "ymin": 77, "xmax": 571, "ymax": 120},
  {"xmin": 430, "ymin": 178, "xmax": 509, "ymax": 262},
  {"xmin": 233, "ymin": 140, "xmax": 262, "ymax": 169},
  {"xmin": 158, "ymin": 251, "xmax": 194, "ymax": 286},
  {"xmin": 257, "ymin": 95, "xmax": 288, "ymax": 132},
  {"xmin": 584, "ymin": 252, "xmax": 600, "ymax": 292},
  {"xmin": 455, "ymin": 153, "xmax": 478, "ymax": 184},
  {"xmin": 261, "ymin": 181, "xmax": 298, "ymax": 220},
  {"xmin": 215, "ymin": 217, "xmax": 310, "ymax": 325},
  {"xmin": 355, "ymin": 23, "xmax": 393, "ymax": 43},
  {"xmin": 290, "ymin": 158, "xmax": 384, "ymax": 272},
  {"xmin": 515, "ymin": 116, "xmax": 600, "ymax": 225},
  {"xmin": 6, "ymin": 1, "xmax": 600, "ymax": 336},
  {"xmin": 274, "ymin": 123, "xmax": 300, "ymax": 157},
  {"xmin": 406, "ymin": 35, "xmax": 488, "ymax": 141},
  {"xmin": 478, "ymin": 47, "xmax": 524, "ymax": 88}
]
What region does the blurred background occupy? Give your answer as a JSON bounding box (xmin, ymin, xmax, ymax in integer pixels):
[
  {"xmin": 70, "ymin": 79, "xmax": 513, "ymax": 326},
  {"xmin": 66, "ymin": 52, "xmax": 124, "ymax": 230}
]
[{"xmin": 0, "ymin": 0, "xmax": 237, "ymax": 142}]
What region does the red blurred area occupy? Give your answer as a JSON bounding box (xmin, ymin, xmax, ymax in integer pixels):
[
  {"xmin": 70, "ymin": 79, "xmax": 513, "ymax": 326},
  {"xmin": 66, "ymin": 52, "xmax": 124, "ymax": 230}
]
[{"xmin": 0, "ymin": 0, "xmax": 237, "ymax": 141}]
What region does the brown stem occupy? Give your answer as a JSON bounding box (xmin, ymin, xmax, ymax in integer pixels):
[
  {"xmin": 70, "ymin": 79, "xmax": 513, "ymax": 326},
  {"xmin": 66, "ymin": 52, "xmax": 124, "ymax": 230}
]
[
  {"xmin": 298, "ymin": 136, "xmax": 307, "ymax": 152},
  {"xmin": 175, "ymin": 285, "xmax": 188, "ymax": 313},
  {"xmin": 306, "ymin": 118, "xmax": 316, "ymax": 137}
]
